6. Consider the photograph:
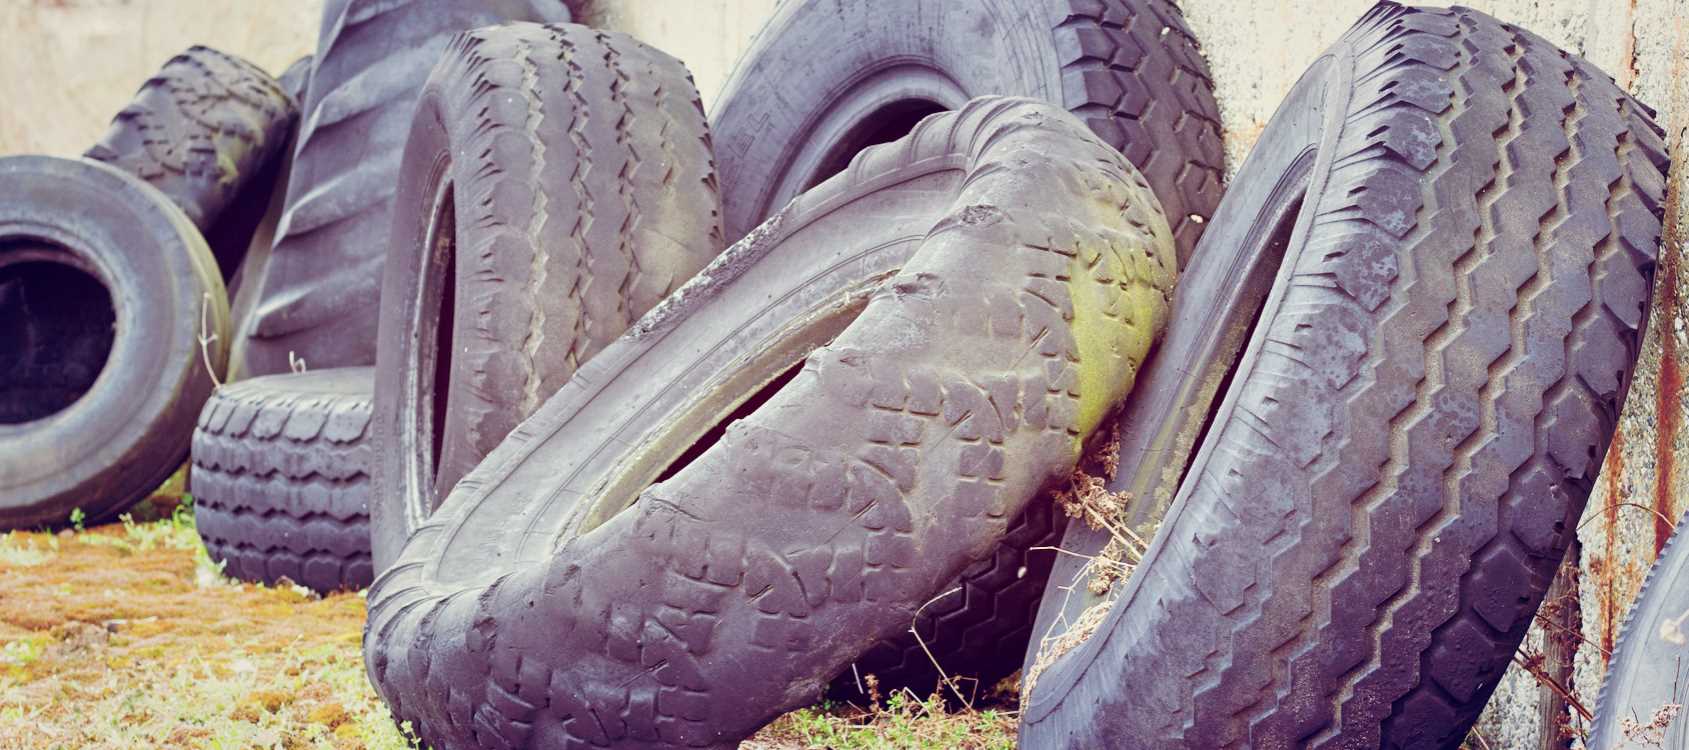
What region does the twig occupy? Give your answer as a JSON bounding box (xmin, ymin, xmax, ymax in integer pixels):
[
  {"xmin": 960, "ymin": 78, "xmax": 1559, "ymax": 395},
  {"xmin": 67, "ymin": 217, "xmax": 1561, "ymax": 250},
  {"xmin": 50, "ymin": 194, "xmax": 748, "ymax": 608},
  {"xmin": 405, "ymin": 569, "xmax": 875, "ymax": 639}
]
[
  {"xmin": 909, "ymin": 586, "xmax": 971, "ymax": 710},
  {"xmin": 1513, "ymin": 653, "xmax": 1593, "ymax": 722},
  {"xmin": 196, "ymin": 293, "xmax": 222, "ymax": 389}
]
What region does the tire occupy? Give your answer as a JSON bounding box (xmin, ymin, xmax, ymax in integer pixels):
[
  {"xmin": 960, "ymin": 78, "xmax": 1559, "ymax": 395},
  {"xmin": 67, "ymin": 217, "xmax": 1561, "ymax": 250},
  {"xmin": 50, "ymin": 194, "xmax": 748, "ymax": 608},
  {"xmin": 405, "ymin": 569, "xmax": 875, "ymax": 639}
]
[
  {"xmin": 191, "ymin": 368, "xmax": 375, "ymax": 593},
  {"xmin": 364, "ymin": 97, "xmax": 1176, "ymax": 749},
  {"xmin": 83, "ymin": 46, "xmax": 298, "ymax": 279},
  {"xmin": 0, "ymin": 156, "xmax": 229, "ymax": 529},
  {"xmin": 1590, "ymin": 512, "xmax": 1689, "ymax": 750},
  {"xmin": 1019, "ymin": 4, "xmax": 1668, "ymax": 748},
  {"xmin": 709, "ymin": 0, "xmax": 1223, "ymax": 267},
  {"xmin": 241, "ymin": 0, "xmax": 571, "ymax": 377},
  {"xmin": 370, "ymin": 21, "xmax": 723, "ymax": 569},
  {"xmin": 228, "ymin": 56, "xmax": 313, "ymax": 382}
]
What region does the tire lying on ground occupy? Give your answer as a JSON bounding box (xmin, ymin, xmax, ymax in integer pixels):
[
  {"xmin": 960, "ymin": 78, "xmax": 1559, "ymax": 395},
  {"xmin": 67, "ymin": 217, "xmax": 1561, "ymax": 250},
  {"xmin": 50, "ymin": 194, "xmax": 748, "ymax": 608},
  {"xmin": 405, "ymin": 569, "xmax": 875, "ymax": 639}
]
[
  {"xmin": 84, "ymin": 45, "xmax": 298, "ymax": 279},
  {"xmin": 191, "ymin": 368, "xmax": 375, "ymax": 593},
  {"xmin": 1019, "ymin": 3, "xmax": 1668, "ymax": 748},
  {"xmin": 1590, "ymin": 512, "xmax": 1689, "ymax": 750},
  {"xmin": 0, "ymin": 157, "xmax": 228, "ymax": 530},
  {"xmin": 242, "ymin": 0, "xmax": 572, "ymax": 376},
  {"xmin": 709, "ymin": 0, "xmax": 1224, "ymax": 266},
  {"xmin": 364, "ymin": 97, "xmax": 1176, "ymax": 749},
  {"xmin": 370, "ymin": 21, "xmax": 724, "ymax": 570}
]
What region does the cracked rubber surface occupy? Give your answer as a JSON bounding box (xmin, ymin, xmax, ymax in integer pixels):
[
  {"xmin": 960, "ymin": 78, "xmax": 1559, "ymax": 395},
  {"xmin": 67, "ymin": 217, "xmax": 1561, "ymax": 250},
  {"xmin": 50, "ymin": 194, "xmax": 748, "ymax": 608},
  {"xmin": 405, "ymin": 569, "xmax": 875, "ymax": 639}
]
[
  {"xmin": 192, "ymin": 368, "xmax": 375, "ymax": 594},
  {"xmin": 242, "ymin": 0, "xmax": 570, "ymax": 376},
  {"xmin": 1019, "ymin": 4, "xmax": 1667, "ymax": 748},
  {"xmin": 0, "ymin": 156, "xmax": 228, "ymax": 529},
  {"xmin": 710, "ymin": 0, "xmax": 1224, "ymax": 267},
  {"xmin": 364, "ymin": 97, "xmax": 1175, "ymax": 749},
  {"xmin": 1590, "ymin": 510, "xmax": 1689, "ymax": 750},
  {"xmin": 370, "ymin": 21, "xmax": 723, "ymax": 570}
]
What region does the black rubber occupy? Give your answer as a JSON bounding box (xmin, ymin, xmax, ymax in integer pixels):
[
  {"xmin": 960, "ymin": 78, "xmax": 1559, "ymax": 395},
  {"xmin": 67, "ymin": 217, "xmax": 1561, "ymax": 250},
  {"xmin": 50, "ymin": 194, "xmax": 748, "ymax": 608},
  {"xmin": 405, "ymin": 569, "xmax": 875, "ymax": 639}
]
[
  {"xmin": 370, "ymin": 21, "xmax": 723, "ymax": 570},
  {"xmin": 242, "ymin": 0, "xmax": 571, "ymax": 376},
  {"xmin": 191, "ymin": 368, "xmax": 375, "ymax": 594},
  {"xmin": 228, "ymin": 56, "xmax": 313, "ymax": 382},
  {"xmin": 83, "ymin": 44, "xmax": 298, "ymax": 278},
  {"xmin": 364, "ymin": 97, "xmax": 1176, "ymax": 749},
  {"xmin": 709, "ymin": 0, "xmax": 1224, "ymax": 267},
  {"xmin": 1590, "ymin": 512, "xmax": 1689, "ymax": 750},
  {"xmin": 0, "ymin": 156, "xmax": 228, "ymax": 529},
  {"xmin": 1019, "ymin": 4, "xmax": 1668, "ymax": 748}
]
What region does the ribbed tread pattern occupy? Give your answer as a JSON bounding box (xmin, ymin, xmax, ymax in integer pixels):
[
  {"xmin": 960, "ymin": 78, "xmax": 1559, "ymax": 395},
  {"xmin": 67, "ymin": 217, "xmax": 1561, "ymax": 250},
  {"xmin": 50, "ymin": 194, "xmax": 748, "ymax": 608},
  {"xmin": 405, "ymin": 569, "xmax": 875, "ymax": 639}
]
[
  {"xmin": 1022, "ymin": 3, "xmax": 1666, "ymax": 747},
  {"xmin": 84, "ymin": 45, "xmax": 296, "ymax": 232},
  {"xmin": 365, "ymin": 97, "xmax": 1177, "ymax": 749},
  {"xmin": 191, "ymin": 368, "xmax": 375, "ymax": 593},
  {"xmin": 423, "ymin": 22, "xmax": 724, "ymax": 490}
]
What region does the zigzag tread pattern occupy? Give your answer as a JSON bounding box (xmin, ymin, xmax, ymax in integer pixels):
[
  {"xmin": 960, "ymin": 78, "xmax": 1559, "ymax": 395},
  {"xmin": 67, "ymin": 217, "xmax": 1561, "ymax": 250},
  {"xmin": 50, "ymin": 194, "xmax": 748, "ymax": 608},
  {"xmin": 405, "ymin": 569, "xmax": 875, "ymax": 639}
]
[
  {"xmin": 190, "ymin": 368, "xmax": 375, "ymax": 593},
  {"xmin": 1051, "ymin": 0, "xmax": 1226, "ymax": 265},
  {"xmin": 418, "ymin": 22, "xmax": 725, "ymax": 495},
  {"xmin": 84, "ymin": 45, "xmax": 295, "ymax": 231},
  {"xmin": 1020, "ymin": 3, "xmax": 1666, "ymax": 747}
]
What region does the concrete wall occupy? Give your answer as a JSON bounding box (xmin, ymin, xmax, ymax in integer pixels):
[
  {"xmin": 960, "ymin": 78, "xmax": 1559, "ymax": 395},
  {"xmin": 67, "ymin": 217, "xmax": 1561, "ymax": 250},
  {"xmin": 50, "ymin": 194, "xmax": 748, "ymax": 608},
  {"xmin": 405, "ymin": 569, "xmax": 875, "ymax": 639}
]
[{"xmin": 2, "ymin": 0, "xmax": 1685, "ymax": 745}]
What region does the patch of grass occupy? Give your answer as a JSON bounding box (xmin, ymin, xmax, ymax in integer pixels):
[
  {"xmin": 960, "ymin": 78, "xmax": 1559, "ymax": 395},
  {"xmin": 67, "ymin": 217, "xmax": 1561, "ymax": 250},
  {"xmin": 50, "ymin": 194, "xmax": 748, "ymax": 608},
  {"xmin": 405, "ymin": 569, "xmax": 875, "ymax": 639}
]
[
  {"xmin": 0, "ymin": 532, "xmax": 56, "ymax": 568},
  {"xmin": 3, "ymin": 478, "xmax": 1017, "ymax": 748},
  {"xmin": 0, "ymin": 513, "xmax": 415, "ymax": 750},
  {"xmin": 756, "ymin": 691, "xmax": 1016, "ymax": 750}
]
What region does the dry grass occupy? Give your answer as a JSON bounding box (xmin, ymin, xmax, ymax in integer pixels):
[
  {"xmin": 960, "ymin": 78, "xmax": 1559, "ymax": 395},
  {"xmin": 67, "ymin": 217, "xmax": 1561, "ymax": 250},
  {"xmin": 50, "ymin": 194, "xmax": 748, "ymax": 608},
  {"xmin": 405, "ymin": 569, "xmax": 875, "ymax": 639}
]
[{"xmin": 0, "ymin": 474, "xmax": 1013, "ymax": 749}]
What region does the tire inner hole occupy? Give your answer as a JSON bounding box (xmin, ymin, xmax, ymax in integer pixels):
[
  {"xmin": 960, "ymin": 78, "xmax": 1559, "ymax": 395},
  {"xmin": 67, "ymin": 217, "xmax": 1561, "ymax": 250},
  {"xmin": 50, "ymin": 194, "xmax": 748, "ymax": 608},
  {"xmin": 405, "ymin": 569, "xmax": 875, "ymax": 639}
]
[
  {"xmin": 428, "ymin": 184, "xmax": 457, "ymax": 486},
  {"xmin": 0, "ymin": 247, "xmax": 117, "ymax": 425},
  {"xmin": 808, "ymin": 99, "xmax": 948, "ymax": 191},
  {"xmin": 653, "ymin": 359, "xmax": 807, "ymax": 486},
  {"xmin": 1177, "ymin": 195, "xmax": 1303, "ymax": 493}
]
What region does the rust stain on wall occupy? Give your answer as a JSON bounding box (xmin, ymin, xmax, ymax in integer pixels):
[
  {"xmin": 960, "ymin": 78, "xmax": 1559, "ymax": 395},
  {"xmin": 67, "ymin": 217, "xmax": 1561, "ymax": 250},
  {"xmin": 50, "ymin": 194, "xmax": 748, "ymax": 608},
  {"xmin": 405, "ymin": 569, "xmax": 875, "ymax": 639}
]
[{"xmin": 1599, "ymin": 426, "xmax": 1622, "ymax": 663}]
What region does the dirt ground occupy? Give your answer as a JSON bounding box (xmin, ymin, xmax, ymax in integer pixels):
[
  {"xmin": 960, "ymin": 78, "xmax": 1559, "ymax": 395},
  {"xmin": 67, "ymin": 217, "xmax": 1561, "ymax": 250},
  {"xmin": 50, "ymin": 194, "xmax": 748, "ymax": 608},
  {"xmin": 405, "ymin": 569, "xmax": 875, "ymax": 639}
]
[{"xmin": 0, "ymin": 476, "xmax": 1015, "ymax": 750}]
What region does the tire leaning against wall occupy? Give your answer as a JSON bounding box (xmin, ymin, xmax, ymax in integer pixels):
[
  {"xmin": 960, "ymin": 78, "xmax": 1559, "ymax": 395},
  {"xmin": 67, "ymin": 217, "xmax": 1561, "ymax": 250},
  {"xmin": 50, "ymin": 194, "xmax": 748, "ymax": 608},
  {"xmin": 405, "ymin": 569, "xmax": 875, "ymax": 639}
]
[{"xmin": 1019, "ymin": 3, "xmax": 1668, "ymax": 747}]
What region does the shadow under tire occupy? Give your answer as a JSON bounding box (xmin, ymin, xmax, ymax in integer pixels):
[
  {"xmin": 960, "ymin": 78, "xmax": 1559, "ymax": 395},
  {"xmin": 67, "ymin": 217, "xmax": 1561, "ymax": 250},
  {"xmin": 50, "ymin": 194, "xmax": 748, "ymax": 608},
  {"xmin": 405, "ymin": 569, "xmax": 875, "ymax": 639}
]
[
  {"xmin": 191, "ymin": 367, "xmax": 375, "ymax": 594},
  {"xmin": 1019, "ymin": 3, "xmax": 1668, "ymax": 748}
]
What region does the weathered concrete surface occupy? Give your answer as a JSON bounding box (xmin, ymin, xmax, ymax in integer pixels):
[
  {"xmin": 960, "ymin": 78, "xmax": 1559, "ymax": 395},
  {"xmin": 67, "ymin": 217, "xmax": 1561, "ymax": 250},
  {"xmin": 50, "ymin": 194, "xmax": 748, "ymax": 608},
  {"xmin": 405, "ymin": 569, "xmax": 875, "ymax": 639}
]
[
  {"xmin": 0, "ymin": 2, "xmax": 323, "ymax": 158},
  {"xmin": 1, "ymin": 0, "xmax": 1685, "ymax": 745}
]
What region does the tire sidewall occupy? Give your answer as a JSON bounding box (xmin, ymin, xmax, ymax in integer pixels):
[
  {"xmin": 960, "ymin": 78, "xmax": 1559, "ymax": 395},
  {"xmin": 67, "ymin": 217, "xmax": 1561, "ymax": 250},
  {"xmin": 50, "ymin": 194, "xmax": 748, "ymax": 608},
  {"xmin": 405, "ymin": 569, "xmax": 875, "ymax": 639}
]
[
  {"xmin": 371, "ymin": 83, "xmax": 456, "ymax": 570},
  {"xmin": 0, "ymin": 156, "xmax": 227, "ymax": 526},
  {"xmin": 710, "ymin": 0, "xmax": 1062, "ymax": 240}
]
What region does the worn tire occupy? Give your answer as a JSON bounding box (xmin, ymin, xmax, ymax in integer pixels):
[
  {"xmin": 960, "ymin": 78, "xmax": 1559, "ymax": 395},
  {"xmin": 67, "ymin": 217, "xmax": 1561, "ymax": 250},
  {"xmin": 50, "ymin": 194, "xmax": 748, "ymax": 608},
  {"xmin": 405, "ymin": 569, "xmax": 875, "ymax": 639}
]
[
  {"xmin": 710, "ymin": 0, "xmax": 1223, "ymax": 267},
  {"xmin": 242, "ymin": 0, "xmax": 570, "ymax": 376},
  {"xmin": 365, "ymin": 97, "xmax": 1176, "ymax": 748},
  {"xmin": 228, "ymin": 56, "xmax": 313, "ymax": 382},
  {"xmin": 83, "ymin": 45, "xmax": 297, "ymax": 279},
  {"xmin": 0, "ymin": 156, "xmax": 229, "ymax": 529},
  {"xmin": 370, "ymin": 21, "xmax": 723, "ymax": 569},
  {"xmin": 1591, "ymin": 511, "xmax": 1689, "ymax": 750},
  {"xmin": 1020, "ymin": 4, "xmax": 1668, "ymax": 748},
  {"xmin": 191, "ymin": 368, "xmax": 375, "ymax": 593}
]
